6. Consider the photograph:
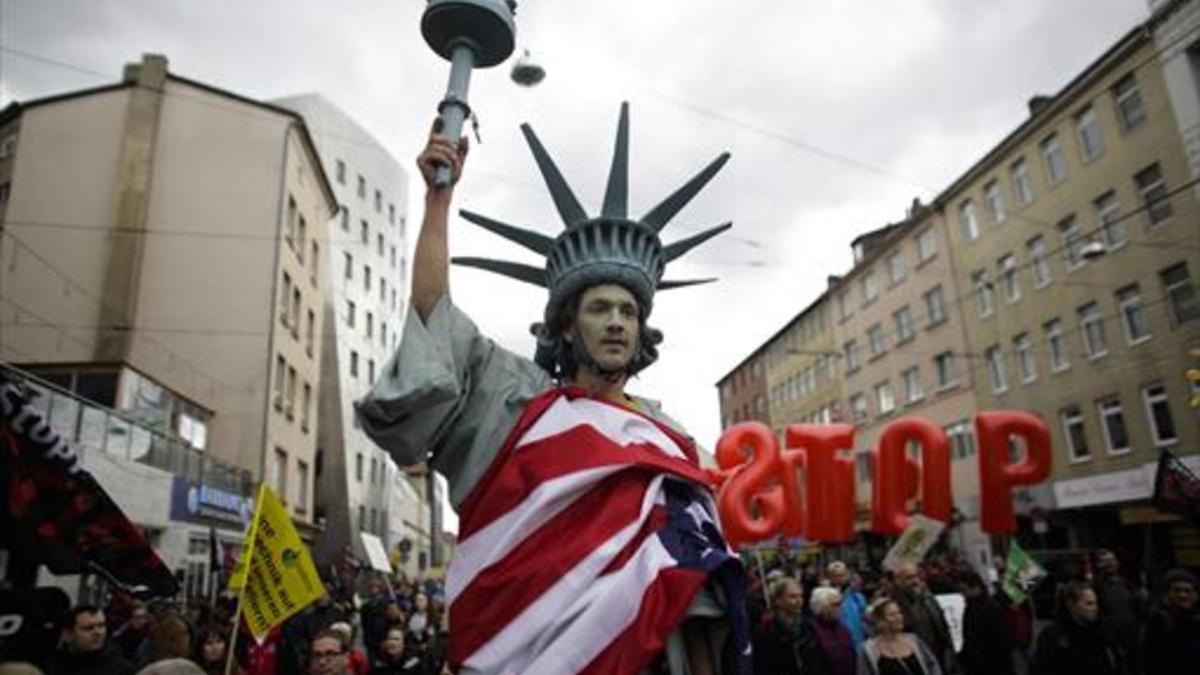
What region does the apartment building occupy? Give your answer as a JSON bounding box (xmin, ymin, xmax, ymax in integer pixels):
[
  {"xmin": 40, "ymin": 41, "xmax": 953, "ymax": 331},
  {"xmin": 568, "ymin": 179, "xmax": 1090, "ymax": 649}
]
[
  {"xmin": 762, "ymin": 292, "xmax": 841, "ymax": 438},
  {"xmin": 717, "ymin": 346, "xmax": 771, "ymax": 431},
  {"xmin": 0, "ymin": 55, "xmax": 336, "ymax": 546},
  {"xmin": 940, "ymin": 21, "xmax": 1200, "ymax": 562}
]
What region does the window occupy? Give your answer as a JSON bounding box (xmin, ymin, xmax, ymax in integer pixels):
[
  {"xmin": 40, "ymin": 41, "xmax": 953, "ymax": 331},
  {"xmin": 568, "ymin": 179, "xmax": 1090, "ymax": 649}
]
[
  {"xmin": 1058, "ymin": 215, "xmax": 1085, "ymax": 271},
  {"xmin": 290, "ymin": 288, "xmax": 300, "ymax": 338},
  {"xmin": 1075, "ymin": 105, "xmax": 1104, "ymax": 162},
  {"xmin": 296, "ymin": 461, "xmax": 309, "ymax": 513},
  {"xmin": 364, "ymin": 264, "xmax": 372, "ymax": 292},
  {"xmin": 286, "ymin": 196, "xmax": 297, "ymax": 243},
  {"xmin": 355, "ymin": 452, "xmax": 363, "ymax": 482},
  {"xmin": 370, "ymin": 457, "xmax": 378, "ymax": 484},
  {"xmin": 390, "ymin": 245, "xmax": 397, "ymax": 269},
  {"xmin": 894, "ymin": 306, "xmax": 915, "ymax": 343},
  {"xmin": 305, "ymin": 309, "xmax": 315, "ymax": 355},
  {"xmin": 902, "ymin": 366, "xmax": 923, "ymax": 403},
  {"xmin": 1011, "ymin": 158, "xmax": 1034, "ymax": 205},
  {"xmin": 280, "ymin": 273, "xmax": 293, "ymax": 325},
  {"xmin": 850, "ymin": 393, "xmax": 868, "ymax": 421},
  {"xmin": 1142, "ymin": 383, "xmax": 1178, "ymax": 446},
  {"xmin": 860, "ymin": 272, "xmax": 878, "ymax": 307},
  {"xmin": 388, "ymin": 203, "xmax": 395, "ymax": 224},
  {"xmin": 368, "ymin": 359, "xmax": 375, "ymax": 383},
  {"xmin": 887, "ymin": 252, "xmax": 907, "ymax": 285},
  {"xmin": 1078, "ymin": 302, "xmax": 1108, "ymax": 359},
  {"xmin": 1116, "ymin": 285, "xmax": 1151, "ymax": 344},
  {"xmin": 1160, "ymin": 263, "xmax": 1199, "ymax": 326},
  {"xmin": 923, "ymin": 285, "xmax": 946, "ymax": 326},
  {"xmin": 946, "ymin": 422, "xmax": 976, "ymax": 460},
  {"xmin": 856, "ymin": 453, "xmax": 873, "ymax": 484},
  {"xmin": 1046, "ymin": 318, "xmax": 1069, "ymax": 371},
  {"xmin": 357, "ymin": 174, "xmax": 366, "ymax": 199},
  {"xmin": 361, "ymin": 220, "xmax": 369, "ymax": 244},
  {"xmin": 1028, "ymin": 236, "xmax": 1052, "ymax": 288},
  {"xmin": 340, "ymin": 206, "xmax": 349, "ymax": 231},
  {"xmin": 296, "ymin": 217, "xmax": 307, "ymax": 260},
  {"xmin": 344, "ymin": 252, "xmax": 353, "ymax": 280},
  {"xmin": 1112, "ymin": 72, "xmax": 1145, "ymax": 131},
  {"xmin": 1135, "ymin": 164, "xmax": 1172, "ymax": 225},
  {"xmin": 350, "ymin": 350, "xmax": 359, "ymax": 378},
  {"xmin": 310, "ymin": 241, "xmax": 319, "ymax": 283},
  {"xmin": 274, "ymin": 354, "xmax": 286, "ymax": 407},
  {"xmin": 999, "ymin": 254, "xmax": 1020, "ymax": 303},
  {"xmin": 867, "ymin": 324, "xmax": 886, "ymax": 357},
  {"xmin": 844, "ymin": 340, "xmax": 861, "ymax": 374},
  {"xmin": 1015, "ymin": 333, "xmax": 1037, "ymax": 383},
  {"xmin": 985, "ymin": 181, "xmax": 1006, "ymax": 223},
  {"xmin": 346, "ymin": 300, "xmax": 356, "ymax": 327},
  {"xmin": 1061, "ymin": 406, "xmax": 1090, "ymax": 462},
  {"xmin": 301, "ymin": 383, "xmax": 311, "ymax": 432},
  {"xmin": 380, "ymin": 278, "xmax": 387, "ymax": 303},
  {"xmin": 366, "ymin": 312, "xmax": 374, "ymax": 339},
  {"xmin": 335, "ymin": 159, "xmax": 346, "ymax": 184},
  {"xmin": 986, "ymin": 346, "xmax": 1007, "ymax": 393},
  {"xmin": 358, "ymin": 506, "xmax": 366, "ymax": 531},
  {"xmin": 381, "ymin": 322, "xmax": 388, "ymax": 347},
  {"xmin": 916, "ymin": 228, "xmax": 938, "ymax": 262},
  {"xmin": 1094, "ymin": 190, "xmax": 1125, "ymax": 248},
  {"xmin": 1097, "ymin": 397, "xmax": 1130, "ymax": 455},
  {"xmin": 875, "ymin": 381, "xmax": 895, "ymax": 415},
  {"xmin": 274, "ymin": 448, "xmax": 289, "ymax": 500},
  {"xmin": 973, "ymin": 270, "xmax": 995, "ymax": 317},
  {"xmin": 933, "ymin": 351, "xmax": 956, "ymax": 389},
  {"xmin": 838, "ymin": 293, "xmax": 853, "ymax": 321},
  {"xmin": 285, "ymin": 366, "xmax": 296, "ymax": 416},
  {"xmin": 959, "ymin": 200, "xmax": 980, "ymax": 240},
  {"xmin": 374, "ymin": 189, "xmax": 382, "ymax": 213},
  {"xmin": 1041, "ymin": 133, "xmax": 1067, "ymax": 184}
]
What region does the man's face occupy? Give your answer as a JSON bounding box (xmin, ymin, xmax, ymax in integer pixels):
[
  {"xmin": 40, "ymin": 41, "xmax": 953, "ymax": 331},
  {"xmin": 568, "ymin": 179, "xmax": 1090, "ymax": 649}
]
[
  {"xmin": 828, "ymin": 564, "xmax": 849, "ymax": 588},
  {"xmin": 565, "ymin": 284, "xmax": 640, "ymax": 374},
  {"xmin": 129, "ymin": 606, "xmax": 149, "ymax": 630},
  {"xmin": 309, "ymin": 636, "xmax": 348, "ymax": 675},
  {"xmin": 67, "ymin": 611, "xmax": 107, "ymax": 653},
  {"xmin": 779, "ymin": 582, "xmax": 805, "ymax": 616},
  {"xmin": 896, "ymin": 565, "xmax": 923, "ymax": 593},
  {"xmin": 1167, "ymin": 581, "xmax": 1198, "ymax": 612},
  {"xmin": 1097, "ymin": 551, "xmax": 1119, "ymax": 575},
  {"xmin": 1073, "ymin": 589, "xmax": 1099, "ymax": 622}
]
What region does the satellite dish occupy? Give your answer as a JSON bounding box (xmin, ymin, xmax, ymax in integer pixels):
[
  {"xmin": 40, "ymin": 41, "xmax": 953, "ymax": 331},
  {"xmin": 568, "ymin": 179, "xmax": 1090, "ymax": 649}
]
[{"xmin": 511, "ymin": 49, "xmax": 546, "ymax": 86}]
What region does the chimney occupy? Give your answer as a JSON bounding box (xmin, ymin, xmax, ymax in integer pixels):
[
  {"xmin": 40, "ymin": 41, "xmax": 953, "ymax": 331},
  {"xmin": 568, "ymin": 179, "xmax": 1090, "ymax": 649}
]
[
  {"xmin": 1028, "ymin": 95, "xmax": 1052, "ymax": 117},
  {"xmin": 123, "ymin": 53, "xmax": 169, "ymax": 89}
]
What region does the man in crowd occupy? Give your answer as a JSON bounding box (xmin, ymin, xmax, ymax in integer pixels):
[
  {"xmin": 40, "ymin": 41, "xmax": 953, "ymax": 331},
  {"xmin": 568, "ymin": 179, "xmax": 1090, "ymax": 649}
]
[
  {"xmin": 960, "ymin": 572, "xmax": 1013, "ymax": 675},
  {"xmin": 827, "ymin": 561, "xmax": 867, "ymax": 649},
  {"xmin": 357, "ymin": 106, "xmax": 746, "ymax": 674},
  {"xmin": 1092, "ymin": 548, "xmax": 1144, "ymax": 660},
  {"xmin": 892, "ymin": 563, "xmax": 955, "ymax": 674},
  {"xmin": 1143, "ymin": 568, "xmax": 1200, "ymax": 675},
  {"xmin": 49, "ymin": 605, "xmax": 135, "ymax": 675},
  {"xmin": 307, "ymin": 628, "xmax": 351, "ymax": 675}
]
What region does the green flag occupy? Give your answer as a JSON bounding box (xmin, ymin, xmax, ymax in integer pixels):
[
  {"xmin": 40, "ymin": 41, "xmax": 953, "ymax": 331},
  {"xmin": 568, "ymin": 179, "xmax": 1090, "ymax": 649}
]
[{"xmin": 1002, "ymin": 541, "xmax": 1046, "ymax": 604}]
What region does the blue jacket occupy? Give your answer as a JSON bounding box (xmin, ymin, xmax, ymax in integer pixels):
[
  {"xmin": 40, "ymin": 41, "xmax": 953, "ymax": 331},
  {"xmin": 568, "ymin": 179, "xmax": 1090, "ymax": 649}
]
[{"xmin": 840, "ymin": 587, "xmax": 868, "ymax": 648}]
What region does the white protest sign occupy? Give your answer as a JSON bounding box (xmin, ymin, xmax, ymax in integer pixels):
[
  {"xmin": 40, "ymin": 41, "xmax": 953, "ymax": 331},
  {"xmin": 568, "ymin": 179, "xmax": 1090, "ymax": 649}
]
[
  {"xmin": 360, "ymin": 533, "xmax": 392, "ymax": 573},
  {"xmin": 935, "ymin": 593, "xmax": 966, "ymax": 653},
  {"xmin": 881, "ymin": 514, "xmax": 946, "ymax": 572}
]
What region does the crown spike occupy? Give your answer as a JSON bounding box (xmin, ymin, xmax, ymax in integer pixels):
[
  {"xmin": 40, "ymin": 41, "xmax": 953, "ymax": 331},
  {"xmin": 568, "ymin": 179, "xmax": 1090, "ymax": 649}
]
[
  {"xmin": 520, "ymin": 123, "xmax": 588, "ymax": 226},
  {"xmin": 451, "ymin": 257, "xmax": 548, "ymax": 287},
  {"xmin": 641, "ymin": 152, "xmax": 731, "ymax": 232},
  {"xmin": 662, "ymin": 222, "xmax": 732, "ymax": 262},
  {"xmin": 601, "ymin": 102, "xmax": 630, "ymax": 219},
  {"xmin": 658, "ymin": 278, "xmax": 718, "ymax": 290},
  {"xmin": 460, "ymin": 210, "xmax": 554, "ymax": 256}
]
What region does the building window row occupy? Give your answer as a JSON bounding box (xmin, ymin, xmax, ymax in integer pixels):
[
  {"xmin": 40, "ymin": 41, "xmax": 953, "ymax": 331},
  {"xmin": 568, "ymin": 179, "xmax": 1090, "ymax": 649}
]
[
  {"xmin": 838, "ymin": 230, "xmax": 942, "ymax": 323},
  {"xmin": 1060, "ymin": 383, "xmax": 1178, "ymax": 463},
  {"xmin": 272, "ymin": 353, "xmax": 311, "ymax": 433}
]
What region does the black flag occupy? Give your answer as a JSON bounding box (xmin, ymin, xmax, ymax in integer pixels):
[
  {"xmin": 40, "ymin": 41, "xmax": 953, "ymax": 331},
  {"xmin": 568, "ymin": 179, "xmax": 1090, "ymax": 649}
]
[{"xmin": 1153, "ymin": 449, "xmax": 1200, "ymax": 526}]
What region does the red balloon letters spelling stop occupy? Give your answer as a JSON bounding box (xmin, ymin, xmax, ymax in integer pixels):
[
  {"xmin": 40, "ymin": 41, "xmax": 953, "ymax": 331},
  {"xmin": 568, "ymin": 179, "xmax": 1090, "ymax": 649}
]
[{"xmin": 711, "ymin": 411, "xmax": 1052, "ymax": 548}]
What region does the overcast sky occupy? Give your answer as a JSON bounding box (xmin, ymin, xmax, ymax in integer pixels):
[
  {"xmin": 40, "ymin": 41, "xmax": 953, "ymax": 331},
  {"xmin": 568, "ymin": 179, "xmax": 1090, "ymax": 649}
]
[{"xmin": 1, "ymin": 0, "xmax": 1153, "ymax": 457}]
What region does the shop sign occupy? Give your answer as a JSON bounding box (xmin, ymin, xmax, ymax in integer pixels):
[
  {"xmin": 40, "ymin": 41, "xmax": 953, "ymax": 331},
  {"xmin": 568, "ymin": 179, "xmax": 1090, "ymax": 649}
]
[
  {"xmin": 1053, "ymin": 455, "xmax": 1200, "ymax": 510},
  {"xmin": 170, "ymin": 476, "xmax": 253, "ymax": 525}
]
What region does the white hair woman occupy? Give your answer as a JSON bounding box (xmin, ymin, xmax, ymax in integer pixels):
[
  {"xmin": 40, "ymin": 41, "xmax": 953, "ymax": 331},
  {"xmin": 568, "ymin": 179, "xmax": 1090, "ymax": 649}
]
[{"xmin": 809, "ymin": 587, "xmax": 857, "ymax": 675}]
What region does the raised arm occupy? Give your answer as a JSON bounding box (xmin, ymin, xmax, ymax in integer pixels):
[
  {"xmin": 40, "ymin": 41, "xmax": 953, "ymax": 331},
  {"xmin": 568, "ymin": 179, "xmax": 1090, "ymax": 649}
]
[{"xmin": 411, "ymin": 120, "xmax": 469, "ymax": 320}]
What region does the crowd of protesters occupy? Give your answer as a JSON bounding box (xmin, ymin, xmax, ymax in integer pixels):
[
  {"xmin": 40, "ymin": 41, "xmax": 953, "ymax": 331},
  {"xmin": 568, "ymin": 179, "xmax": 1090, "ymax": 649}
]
[
  {"xmin": 2, "ymin": 546, "xmax": 1198, "ymax": 674},
  {"xmin": 745, "ymin": 547, "xmax": 1200, "ymax": 675}
]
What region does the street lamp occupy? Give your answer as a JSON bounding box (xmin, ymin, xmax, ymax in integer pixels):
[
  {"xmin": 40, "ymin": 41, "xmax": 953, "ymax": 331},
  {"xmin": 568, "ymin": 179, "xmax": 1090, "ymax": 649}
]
[
  {"xmin": 510, "ymin": 49, "xmax": 546, "ymax": 86},
  {"xmin": 421, "ymin": 0, "xmax": 518, "ymax": 187}
]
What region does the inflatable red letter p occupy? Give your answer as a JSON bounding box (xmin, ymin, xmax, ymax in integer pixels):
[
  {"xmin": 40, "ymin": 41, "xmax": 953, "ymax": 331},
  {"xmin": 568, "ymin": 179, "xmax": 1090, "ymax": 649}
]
[{"xmin": 975, "ymin": 411, "xmax": 1052, "ymax": 534}]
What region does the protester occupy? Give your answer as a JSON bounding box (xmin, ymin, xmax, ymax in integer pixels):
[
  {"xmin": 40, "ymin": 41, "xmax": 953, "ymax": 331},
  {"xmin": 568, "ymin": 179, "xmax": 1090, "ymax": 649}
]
[
  {"xmin": 327, "ymin": 622, "xmax": 369, "ymax": 675},
  {"xmin": 359, "ymin": 575, "xmax": 395, "ymax": 665},
  {"xmin": 113, "ymin": 602, "xmax": 154, "ymax": 662},
  {"xmin": 307, "ymin": 628, "xmax": 352, "ymax": 675},
  {"xmin": 858, "ymin": 598, "xmax": 943, "ymax": 675},
  {"xmin": 1142, "ymin": 568, "xmax": 1200, "ymax": 675},
  {"xmin": 891, "ymin": 563, "xmax": 955, "ymax": 674},
  {"xmin": 133, "ymin": 659, "xmax": 204, "ymax": 675},
  {"xmin": 1032, "ymin": 581, "xmax": 1126, "ymax": 675},
  {"xmin": 810, "ymin": 586, "xmax": 857, "ymax": 675},
  {"xmin": 753, "ymin": 578, "xmax": 821, "ymax": 674},
  {"xmin": 139, "ymin": 613, "xmax": 192, "ymax": 668},
  {"xmin": 960, "ymin": 573, "xmax": 1014, "ymax": 675},
  {"xmin": 828, "ymin": 561, "xmax": 869, "ymax": 649},
  {"xmin": 1092, "ymin": 548, "xmax": 1144, "ymax": 661},
  {"xmin": 369, "ymin": 627, "xmax": 433, "ymax": 675},
  {"xmin": 190, "ymin": 624, "xmax": 229, "ymax": 675},
  {"xmin": 279, "ymin": 592, "xmax": 348, "ymax": 675},
  {"xmin": 49, "ymin": 605, "xmax": 136, "ymax": 675}
]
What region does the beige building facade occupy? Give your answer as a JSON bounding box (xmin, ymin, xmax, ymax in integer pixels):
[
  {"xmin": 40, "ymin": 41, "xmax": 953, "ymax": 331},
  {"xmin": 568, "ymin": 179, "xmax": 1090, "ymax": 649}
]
[{"xmin": 0, "ymin": 55, "xmax": 337, "ymax": 534}]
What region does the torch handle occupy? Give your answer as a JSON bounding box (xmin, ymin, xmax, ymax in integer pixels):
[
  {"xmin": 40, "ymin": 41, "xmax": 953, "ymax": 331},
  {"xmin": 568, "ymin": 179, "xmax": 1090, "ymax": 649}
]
[{"xmin": 434, "ymin": 44, "xmax": 477, "ymax": 188}]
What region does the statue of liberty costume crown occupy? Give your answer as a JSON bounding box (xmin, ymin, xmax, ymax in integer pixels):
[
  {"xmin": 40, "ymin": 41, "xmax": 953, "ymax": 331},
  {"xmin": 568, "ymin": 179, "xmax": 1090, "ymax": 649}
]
[{"xmin": 452, "ymin": 102, "xmax": 732, "ymax": 375}]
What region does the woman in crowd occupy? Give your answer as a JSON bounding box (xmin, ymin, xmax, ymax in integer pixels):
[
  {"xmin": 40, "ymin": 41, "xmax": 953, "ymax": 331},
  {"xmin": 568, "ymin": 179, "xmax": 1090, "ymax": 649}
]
[
  {"xmin": 190, "ymin": 625, "xmax": 229, "ymax": 675},
  {"xmin": 369, "ymin": 626, "xmax": 433, "ymax": 675},
  {"xmin": 1032, "ymin": 582, "xmax": 1126, "ymax": 675},
  {"xmin": 753, "ymin": 578, "xmax": 822, "ymax": 674},
  {"xmin": 810, "ymin": 586, "xmax": 857, "ymax": 675},
  {"xmin": 857, "ymin": 598, "xmax": 942, "ymax": 675}
]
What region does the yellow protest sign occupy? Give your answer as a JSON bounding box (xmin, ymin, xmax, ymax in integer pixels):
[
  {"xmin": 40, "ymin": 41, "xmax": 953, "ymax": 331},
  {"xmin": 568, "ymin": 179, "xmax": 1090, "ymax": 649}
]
[{"xmin": 233, "ymin": 485, "xmax": 325, "ymax": 639}]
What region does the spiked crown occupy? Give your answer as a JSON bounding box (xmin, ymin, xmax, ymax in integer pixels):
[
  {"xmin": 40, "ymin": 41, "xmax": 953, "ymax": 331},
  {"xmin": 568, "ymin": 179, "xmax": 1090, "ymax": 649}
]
[{"xmin": 452, "ymin": 102, "xmax": 731, "ymax": 374}]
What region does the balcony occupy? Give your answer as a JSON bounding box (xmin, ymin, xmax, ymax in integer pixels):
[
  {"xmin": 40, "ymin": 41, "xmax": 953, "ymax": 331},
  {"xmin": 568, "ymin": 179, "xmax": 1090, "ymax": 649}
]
[{"xmin": 1, "ymin": 362, "xmax": 254, "ymax": 499}]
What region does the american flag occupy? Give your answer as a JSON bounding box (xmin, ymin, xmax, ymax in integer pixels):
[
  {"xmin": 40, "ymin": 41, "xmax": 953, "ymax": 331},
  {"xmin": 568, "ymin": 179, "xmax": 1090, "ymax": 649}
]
[{"xmin": 447, "ymin": 388, "xmax": 751, "ymax": 675}]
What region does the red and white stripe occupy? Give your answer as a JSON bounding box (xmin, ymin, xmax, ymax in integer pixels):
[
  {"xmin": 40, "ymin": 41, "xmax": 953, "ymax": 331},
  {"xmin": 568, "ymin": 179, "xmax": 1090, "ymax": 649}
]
[{"xmin": 447, "ymin": 389, "xmax": 714, "ymax": 675}]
